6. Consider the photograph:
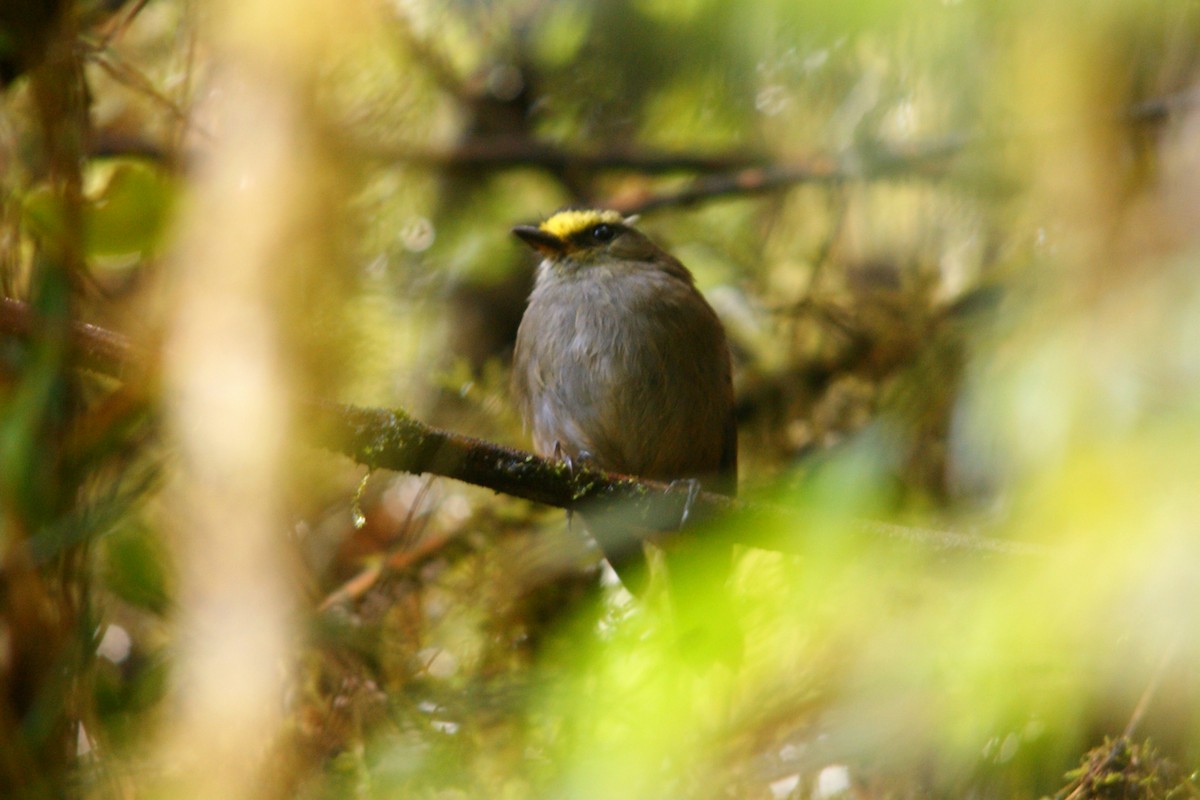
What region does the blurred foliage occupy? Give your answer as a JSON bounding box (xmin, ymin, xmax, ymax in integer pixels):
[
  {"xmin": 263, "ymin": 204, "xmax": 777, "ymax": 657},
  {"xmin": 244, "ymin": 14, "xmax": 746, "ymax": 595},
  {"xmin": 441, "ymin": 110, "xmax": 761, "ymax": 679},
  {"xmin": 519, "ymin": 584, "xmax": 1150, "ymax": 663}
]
[{"xmin": 2, "ymin": 0, "xmax": 1200, "ymax": 798}]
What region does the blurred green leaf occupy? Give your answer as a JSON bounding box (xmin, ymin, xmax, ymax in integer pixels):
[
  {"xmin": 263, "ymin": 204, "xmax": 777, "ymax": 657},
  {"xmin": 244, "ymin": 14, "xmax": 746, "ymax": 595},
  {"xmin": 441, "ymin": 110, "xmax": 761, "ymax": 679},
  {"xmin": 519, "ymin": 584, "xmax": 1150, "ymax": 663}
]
[
  {"xmin": 82, "ymin": 161, "xmax": 175, "ymax": 257},
  {"xmin": 102, "ymin": 523, "xmax": 171, "ymax": 616},
  {"xmin": 21, "ymin": 159, "xmax": 175, "ymax": 260}
]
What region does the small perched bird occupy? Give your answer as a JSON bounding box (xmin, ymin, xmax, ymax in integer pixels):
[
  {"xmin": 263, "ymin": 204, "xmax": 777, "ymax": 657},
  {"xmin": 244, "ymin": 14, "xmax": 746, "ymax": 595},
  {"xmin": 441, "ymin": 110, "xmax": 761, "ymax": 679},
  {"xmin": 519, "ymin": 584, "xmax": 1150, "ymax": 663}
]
[{"xmin": 511, "ymin": 208, "xmax": 737, "ymax": 586}]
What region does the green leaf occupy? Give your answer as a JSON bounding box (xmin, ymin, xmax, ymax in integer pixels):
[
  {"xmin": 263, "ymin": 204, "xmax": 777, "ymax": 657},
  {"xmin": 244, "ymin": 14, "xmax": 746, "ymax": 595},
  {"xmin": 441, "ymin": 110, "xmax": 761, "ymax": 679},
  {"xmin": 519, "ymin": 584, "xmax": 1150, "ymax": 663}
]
[
  {"xmin": 103, "ymin": 523, "xmax": 172, "ymax": 615},
  {"xmin": 82, "ymin": 160, "xmax": 175, "ymax": 257},
  {"xmin": 20, "ymin": 159, "xmax": 176, "ymax": 259}
]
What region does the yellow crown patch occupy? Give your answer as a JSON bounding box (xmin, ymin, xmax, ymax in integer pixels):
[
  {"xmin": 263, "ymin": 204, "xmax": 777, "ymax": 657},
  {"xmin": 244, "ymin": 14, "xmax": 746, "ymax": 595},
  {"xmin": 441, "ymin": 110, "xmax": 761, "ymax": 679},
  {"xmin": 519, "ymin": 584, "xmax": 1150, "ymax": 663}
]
[{"xmin": 539, "ymin": 209, "xmax": 624, "ymax": 240}]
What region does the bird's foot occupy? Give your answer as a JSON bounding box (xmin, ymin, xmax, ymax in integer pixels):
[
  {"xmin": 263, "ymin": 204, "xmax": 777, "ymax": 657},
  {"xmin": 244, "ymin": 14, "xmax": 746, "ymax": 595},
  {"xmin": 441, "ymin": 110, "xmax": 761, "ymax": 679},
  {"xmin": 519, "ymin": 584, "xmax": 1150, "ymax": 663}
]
[
  {"xmin": 553, "ymin": 442, "xmax": 596, "ymax": 480},
  {"xmin": 554, "ymin": 442, "xmax": 595, "ymax": 528}
]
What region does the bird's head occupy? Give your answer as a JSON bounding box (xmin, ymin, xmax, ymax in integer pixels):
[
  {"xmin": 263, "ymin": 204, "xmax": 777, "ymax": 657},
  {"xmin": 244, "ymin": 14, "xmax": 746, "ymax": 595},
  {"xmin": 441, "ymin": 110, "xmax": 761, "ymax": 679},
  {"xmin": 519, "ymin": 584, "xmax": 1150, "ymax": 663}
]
[{"xmin": 512, "ymin": 208, "xmax": 666, "ymax": 270}]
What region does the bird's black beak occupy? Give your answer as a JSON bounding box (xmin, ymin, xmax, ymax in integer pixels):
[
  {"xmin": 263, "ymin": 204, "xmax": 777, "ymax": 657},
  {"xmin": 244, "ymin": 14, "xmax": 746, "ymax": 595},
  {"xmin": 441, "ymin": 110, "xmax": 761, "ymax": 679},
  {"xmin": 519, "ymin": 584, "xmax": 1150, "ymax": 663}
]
[{"xmin": 512, "ymin": 225, "xmax": 566, "ymax": 256}]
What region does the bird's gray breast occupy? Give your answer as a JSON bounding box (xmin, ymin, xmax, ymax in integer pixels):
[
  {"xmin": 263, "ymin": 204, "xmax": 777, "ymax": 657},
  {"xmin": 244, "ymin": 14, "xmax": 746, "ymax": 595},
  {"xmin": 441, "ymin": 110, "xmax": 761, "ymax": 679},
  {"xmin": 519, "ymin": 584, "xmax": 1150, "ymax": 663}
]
[{"xmin": 514, "ymin": 265, "xmax": 731, "ymax": 482}]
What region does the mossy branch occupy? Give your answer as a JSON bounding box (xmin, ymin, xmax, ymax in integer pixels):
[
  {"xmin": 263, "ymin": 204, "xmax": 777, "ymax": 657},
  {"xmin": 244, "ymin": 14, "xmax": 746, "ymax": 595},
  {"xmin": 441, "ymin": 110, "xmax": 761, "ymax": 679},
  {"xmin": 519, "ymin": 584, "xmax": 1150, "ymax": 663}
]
[
  {"xmin": 0, "ymin": 296, "xmax": 1040, "ymax": 559},
  {"xmin": 307, "ymin": 400, "xmax": 738, "ymax": 536},
  {"xmin": 310, "ymin": 400, "xmax": 1042, "ymax": 558}
]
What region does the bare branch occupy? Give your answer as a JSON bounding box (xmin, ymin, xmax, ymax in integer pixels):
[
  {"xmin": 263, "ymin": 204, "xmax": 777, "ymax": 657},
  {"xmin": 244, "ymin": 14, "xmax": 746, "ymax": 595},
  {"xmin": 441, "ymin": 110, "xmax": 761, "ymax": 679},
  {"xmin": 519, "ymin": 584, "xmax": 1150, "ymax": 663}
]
[
  {"xmin": 362, "ymin": 136, "xmax": 769, "ymax": 174},
  {"xmin": 360, "ymin": 85, "xmax": 1194, "ymax": 213},
  {"xmin": 0, "ymin": 297, "xmax": 141, "ymax": 378}
]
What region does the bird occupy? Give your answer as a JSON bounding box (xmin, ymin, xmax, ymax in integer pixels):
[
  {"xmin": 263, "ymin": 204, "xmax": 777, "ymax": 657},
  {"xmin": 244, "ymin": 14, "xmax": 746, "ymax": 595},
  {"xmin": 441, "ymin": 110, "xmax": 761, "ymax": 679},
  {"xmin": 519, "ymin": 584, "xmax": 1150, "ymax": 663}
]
[{"xmin": 511, "ymin": 208, "xmax": 737, "ymax": 590}]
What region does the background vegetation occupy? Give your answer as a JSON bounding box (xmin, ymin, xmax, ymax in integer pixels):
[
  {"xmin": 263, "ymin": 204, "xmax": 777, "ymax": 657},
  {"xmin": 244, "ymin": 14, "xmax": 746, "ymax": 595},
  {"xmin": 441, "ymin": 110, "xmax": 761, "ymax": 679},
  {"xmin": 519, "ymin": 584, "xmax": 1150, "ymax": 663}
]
[{"xmin": 2, "ymin": 0, "xmax": 1200, "ymax": 797}]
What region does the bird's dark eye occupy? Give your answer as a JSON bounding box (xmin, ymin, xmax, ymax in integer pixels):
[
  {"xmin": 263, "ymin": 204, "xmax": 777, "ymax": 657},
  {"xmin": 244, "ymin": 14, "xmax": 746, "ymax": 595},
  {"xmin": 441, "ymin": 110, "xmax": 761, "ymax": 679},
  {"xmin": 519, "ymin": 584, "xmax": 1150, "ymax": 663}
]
[{"xmin": 591, "ymin": 224, "xmax": 615, "ymax": 243}]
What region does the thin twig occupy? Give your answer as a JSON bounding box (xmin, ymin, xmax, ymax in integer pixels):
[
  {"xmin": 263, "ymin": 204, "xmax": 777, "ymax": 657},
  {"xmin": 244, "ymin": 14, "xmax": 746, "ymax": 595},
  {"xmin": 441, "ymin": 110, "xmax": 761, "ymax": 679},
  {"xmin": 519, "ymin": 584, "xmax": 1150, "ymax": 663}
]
[
  {"xmin": 1122, "ymin": 634, "xmax": 1181, "ymax": 740},
  {"xmin": 1060, "ymin": 635, "xmax": 1183, "ymax": 800},
  {"xmin": 609, "ymin": 140, "xmax": 961, "ymax": 215},
  {"xmin": 97, "ymin": 0, "xmax": 152, "ymax": 48}
]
